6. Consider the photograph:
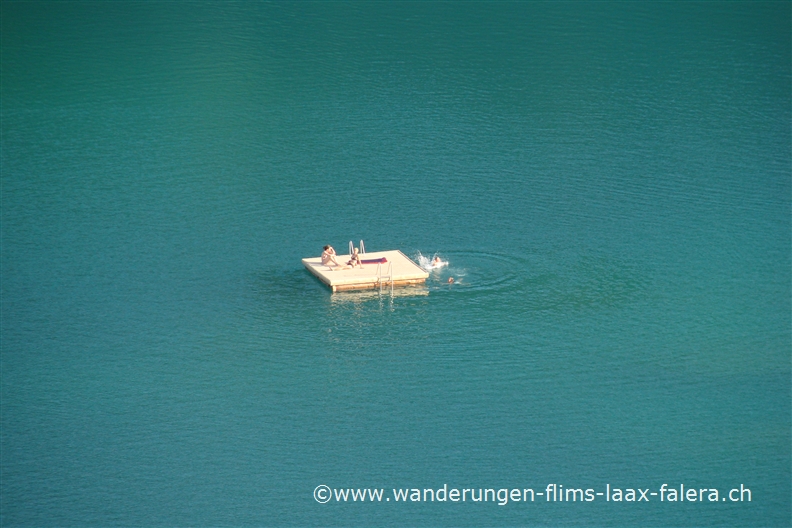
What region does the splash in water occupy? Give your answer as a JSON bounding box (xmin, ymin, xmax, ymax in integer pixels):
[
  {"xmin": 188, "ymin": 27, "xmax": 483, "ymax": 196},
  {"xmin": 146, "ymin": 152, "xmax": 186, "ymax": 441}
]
[{"xmin": 415, "ymin": 251, "xmax": 448, "ymax": 271}]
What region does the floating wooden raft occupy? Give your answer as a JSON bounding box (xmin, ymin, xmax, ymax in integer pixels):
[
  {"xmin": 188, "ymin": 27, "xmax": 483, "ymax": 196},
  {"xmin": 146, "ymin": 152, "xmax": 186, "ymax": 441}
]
[{"xmin": 302, "ymin": 250, "xmax": 429, "ymax": 292}]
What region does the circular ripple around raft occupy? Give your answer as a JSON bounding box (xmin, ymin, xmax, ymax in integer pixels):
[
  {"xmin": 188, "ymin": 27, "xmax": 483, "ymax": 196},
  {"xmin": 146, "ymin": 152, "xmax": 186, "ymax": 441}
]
[{"xmin": 422, "ymin": 250, "xmax": 529, "ymax": 294}]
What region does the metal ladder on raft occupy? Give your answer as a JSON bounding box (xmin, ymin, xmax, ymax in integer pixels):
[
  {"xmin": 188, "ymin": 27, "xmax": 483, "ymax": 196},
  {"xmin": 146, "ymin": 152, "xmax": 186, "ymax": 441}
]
[
  {"xmin": 348, "ymin": 240, "xmax": 365, "ymax": 256},
  {"xmin": 349, "ymin": 239, "xmax": 392, "ymax": 294},
  {"xmin": 377, "ymin": 259, "xmax": 393, "ymax": 295}
]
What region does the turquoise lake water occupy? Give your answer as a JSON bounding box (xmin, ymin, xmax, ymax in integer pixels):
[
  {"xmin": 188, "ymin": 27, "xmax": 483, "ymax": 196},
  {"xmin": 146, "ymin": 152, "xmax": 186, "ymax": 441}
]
[{"xmin": 1, "ymin": 2, "xmax": 790, "ymax": 526}]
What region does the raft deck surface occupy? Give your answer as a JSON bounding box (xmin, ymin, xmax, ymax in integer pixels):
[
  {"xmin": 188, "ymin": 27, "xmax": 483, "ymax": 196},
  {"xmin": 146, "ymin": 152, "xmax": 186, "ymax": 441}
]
[{"xmin": 302, "ymin": 250, "xmax": 429, "ymax": 292}]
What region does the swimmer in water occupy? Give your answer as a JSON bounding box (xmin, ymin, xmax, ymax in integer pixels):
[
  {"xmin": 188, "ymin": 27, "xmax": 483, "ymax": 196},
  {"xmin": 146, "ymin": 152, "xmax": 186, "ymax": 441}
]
[
  {"xmin": 448, "ymin": 277, "xmax": 454, "ymax": 284},
  {"xmin": 432, "ymin": 256, "xmax": 442, "ymax": 267}
]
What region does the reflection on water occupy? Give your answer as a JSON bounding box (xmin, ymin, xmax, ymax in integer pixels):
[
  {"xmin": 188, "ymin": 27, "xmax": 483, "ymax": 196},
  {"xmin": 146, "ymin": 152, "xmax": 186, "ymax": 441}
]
[{"xmin": 329, "ymin": 285, "xmax": 429, "ymax": 304}]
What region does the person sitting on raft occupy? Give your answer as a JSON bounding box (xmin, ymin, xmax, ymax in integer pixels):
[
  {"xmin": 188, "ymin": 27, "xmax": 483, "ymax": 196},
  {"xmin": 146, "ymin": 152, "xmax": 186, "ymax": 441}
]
[
  {"xmin": 322, "ymin": 245, "xmax": 340, "ymax": 267},
  {"xmin": 347, "ymin": 247, "xmax": 362, "ymax": 268}
]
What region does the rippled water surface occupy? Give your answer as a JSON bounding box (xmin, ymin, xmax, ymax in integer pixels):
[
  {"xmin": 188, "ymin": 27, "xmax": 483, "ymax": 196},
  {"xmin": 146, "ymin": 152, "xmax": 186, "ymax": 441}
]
[{"xmin": 2, "ymin": 2, "xmax": 790, "ymax": 526}]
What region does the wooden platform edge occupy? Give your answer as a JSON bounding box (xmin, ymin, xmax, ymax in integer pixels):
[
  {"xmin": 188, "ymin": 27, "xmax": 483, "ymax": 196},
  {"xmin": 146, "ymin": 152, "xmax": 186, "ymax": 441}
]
[
  {"xmin": 333, "ymin": 278, "xmax": 427, "ymax": 292},
  {"xmin": 302, "ymin": 259, "xmax": 332, "ymax": 287}
]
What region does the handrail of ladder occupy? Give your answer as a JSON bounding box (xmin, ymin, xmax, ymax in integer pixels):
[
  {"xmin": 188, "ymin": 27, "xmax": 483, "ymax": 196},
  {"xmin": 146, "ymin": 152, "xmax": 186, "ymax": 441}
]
[
  {"xmin": 377, "ymin": 260, "xmax": 393, "ymax": 294},
  {"xmin": 389, "ymin": 260, "xmax": 393, "ymax": 294},
  {"xmin": 349, "ymin": 240, "xmax": 366, "ymax": 256}
]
